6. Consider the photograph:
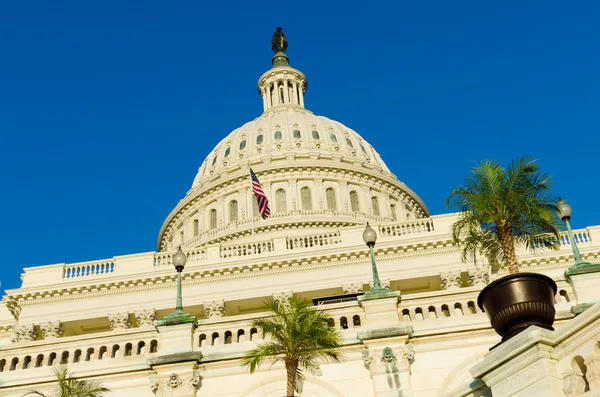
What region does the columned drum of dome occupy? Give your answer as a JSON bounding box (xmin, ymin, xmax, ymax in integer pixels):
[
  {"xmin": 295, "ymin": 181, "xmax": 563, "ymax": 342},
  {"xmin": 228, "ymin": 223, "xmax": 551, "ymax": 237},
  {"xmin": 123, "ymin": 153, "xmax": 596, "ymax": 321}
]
[{"xmin": 157, "ymin": 29, "xmax": 429, "ymax": 251}]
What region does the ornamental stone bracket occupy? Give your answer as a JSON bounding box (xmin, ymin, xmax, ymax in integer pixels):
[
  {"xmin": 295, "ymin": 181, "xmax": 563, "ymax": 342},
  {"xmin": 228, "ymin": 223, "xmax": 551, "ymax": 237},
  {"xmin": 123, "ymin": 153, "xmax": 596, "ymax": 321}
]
[
  {"xmin": 135, "ymin": 309, "xmax": 157, "ymax": 328},
  {"xmin": 468, "ymin": 266, "xmax": 490, "ymax": 287},
  {"xmin": 342, "ymin": 283, "xmax": 364, "ymax": 295},
  {"xmin": 203, "ymin": 300, "xmax": 225, "ymax": 319},
  {"xmin": 273, "ymin": 291, "xmax": 293, "ymax": 306},
  {"xmin": 361, "ymin": 342, "xmax": 415, "ymax": 396},
  {"xmin": 40, "ymin": 321, "xmax": 63, "ymax": 339},
  {"xmin": 108, "ymin": 312, "xmax": 131, "ymax": 330},
  {"xmin": 440, "ymin": 270, "xmax": 462, "ymax": 290},
  {"xmin": 150, "ymin": 371, "xmax": 201, "ymax": 397},
  {"xmin": 11, "ymin": 323, "xmax": 35, "ymax": 343}
]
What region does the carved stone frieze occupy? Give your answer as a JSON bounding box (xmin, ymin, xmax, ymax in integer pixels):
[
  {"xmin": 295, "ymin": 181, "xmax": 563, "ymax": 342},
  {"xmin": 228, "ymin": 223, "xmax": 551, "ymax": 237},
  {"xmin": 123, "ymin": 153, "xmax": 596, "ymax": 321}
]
[
  {"xmin": 135, "ymin": 309, "xmax": 157, "ymax": 328},
  {"xmin": 468, "ymin": 266, "xmax": 490, "ymax": 287},
  {"xmin": 11, "ymin": 323, "xmax": 35, "ymax": 343},
  {"xmin": 204, "ymin": 300, "xmax": 225, "ymax": 319},
  {"xmin": 108, "ymin": 312, "xmax": 131, "ymax": 330},
  {"xmin": 40, "ymin": 321, "xmax": 63, "ymax": 339},
  {"xmin": 342, "ymin": 283, "xmax": 364, "ymax": 294},
  {"xmin": 150, "ymin": 372, "xmax": 201, "ymax": 397},
  {"xmin": 440, "ymin": 270, "xmax": 462, "ymax": 290}
]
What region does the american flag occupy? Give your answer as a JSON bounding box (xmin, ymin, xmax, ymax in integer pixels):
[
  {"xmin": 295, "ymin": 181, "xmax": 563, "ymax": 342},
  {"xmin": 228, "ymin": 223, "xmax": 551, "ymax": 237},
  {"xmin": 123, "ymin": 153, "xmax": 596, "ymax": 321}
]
[{"xmin": 250, "ymin": 168, "xmax": 271, "ymax": 219}]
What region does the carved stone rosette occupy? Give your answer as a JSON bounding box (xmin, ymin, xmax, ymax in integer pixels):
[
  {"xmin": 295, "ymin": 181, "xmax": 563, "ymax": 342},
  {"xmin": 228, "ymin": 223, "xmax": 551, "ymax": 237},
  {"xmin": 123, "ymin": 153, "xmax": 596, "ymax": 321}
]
[
  {"xmin": 468, "ymin": 267, "xmax": 490, "ymax": 287},
  {"xmin": 40, "ymin": 321, "xmax": 63, "ymax": 339},
  {"xmin": 342, "ymin": 283, "xmax": 364, "ymax": 294},
  {"xmin": 440, "ymin": 271, "xmax": 462, "ymax": 290},
  {"xmin": 108, "ymin": 312, "xmax": 131, "ymax": 330},
  {"xmin": 11, "ymin": 323, "xmax": 35, "ymax": 343},
  {"xmin": 204, "ymin": 300, "xmax": 225, "ymax": 319},
  {"xmin": 150, "ymin": 372, "xmax": 201, "ymax": 397},
  {"xmin": 273, "ymin": 291, "xmax": 293, "ymax": 307},
  {"xmin": 135, "ymin": 309, "xmax": 157, "ymax": 328}
]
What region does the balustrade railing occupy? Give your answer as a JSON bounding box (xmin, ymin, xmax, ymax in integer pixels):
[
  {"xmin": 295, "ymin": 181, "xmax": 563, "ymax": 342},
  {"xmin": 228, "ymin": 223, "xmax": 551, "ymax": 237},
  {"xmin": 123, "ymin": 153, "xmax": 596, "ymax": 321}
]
[
  {"xmin": 154, "ymin": 248, "xmax": 207, "ymax": 267},
  {"xmin": 378, "ymin": 218, "xmax": 435, "ymax": 237},
  {"xmin": 220, "ymin": 241, "xmax": 274, "ymax": 259},
  {"xmin": 286, "ymin": 231, "xmax": 341, "ymax": 250},
  {"xmin": 63, "ymin": 260, "xmax": 115, "ymax": 279}
]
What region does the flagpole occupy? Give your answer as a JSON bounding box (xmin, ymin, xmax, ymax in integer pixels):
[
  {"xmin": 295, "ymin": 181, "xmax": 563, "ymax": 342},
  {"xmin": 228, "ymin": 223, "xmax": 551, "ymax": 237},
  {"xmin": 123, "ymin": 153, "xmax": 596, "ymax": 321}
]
[{"xmin": 249, "ymin": 165, "xmax": 255, "ymax": 240}]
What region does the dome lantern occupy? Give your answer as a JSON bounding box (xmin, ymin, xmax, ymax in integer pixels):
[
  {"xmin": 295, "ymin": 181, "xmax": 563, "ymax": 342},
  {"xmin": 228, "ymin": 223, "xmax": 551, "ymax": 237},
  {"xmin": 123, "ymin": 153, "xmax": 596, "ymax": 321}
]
[{"xmin": 258, "ymin": 27, "xmax": 308, "ymax": 114}]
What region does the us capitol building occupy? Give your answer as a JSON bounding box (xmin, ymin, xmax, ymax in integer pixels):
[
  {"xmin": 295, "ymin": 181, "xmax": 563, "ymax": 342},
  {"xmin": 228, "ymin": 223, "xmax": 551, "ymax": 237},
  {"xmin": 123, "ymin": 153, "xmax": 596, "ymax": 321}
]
[{"xmin": 1, "ymin": 31, "xmax": 600, "ymax": 397}]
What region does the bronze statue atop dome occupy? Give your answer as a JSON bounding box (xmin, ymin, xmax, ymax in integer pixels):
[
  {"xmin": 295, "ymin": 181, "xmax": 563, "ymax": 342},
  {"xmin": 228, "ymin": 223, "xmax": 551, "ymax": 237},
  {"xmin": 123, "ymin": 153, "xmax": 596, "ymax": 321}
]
[{"xmin": 271, "ymin": 27, "xmax": 288, "ymax": 53}]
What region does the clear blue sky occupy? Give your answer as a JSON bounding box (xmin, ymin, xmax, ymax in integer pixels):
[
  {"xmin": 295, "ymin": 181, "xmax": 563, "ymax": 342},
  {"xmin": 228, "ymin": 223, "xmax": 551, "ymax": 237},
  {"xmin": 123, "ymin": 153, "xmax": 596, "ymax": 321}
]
[{"xmin": 1, "ymin": 1, "xmax": 598, "ymax": 292}]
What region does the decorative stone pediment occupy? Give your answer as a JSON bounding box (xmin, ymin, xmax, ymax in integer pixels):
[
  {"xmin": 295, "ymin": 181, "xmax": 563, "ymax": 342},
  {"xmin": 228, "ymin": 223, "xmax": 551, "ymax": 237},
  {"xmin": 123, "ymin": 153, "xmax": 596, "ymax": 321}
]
[
  {"xmin": 108, "ymin": 312, "xmax": 131, "ymax": 330},
  {"xmin": 40, "ymin": 321, "xmax": 63, "ymax": 339},
  {"xmin": 135, "ymin": 309, "xmax": 157, "ymax": 328},
  {"xmin": 150, "ymin": 372, "xmax": 201, "ymax": 397},
  {"xmin": 204, "ymin": 300, "xmax": 225, "ymax": 319}
]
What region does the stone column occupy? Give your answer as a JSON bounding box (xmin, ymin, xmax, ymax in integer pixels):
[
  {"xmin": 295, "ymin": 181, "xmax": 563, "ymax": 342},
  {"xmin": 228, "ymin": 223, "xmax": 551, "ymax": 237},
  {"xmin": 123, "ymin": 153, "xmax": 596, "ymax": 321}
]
[
  {"xmin": 260, "ymin": 86, "xmax": 267, "ymax": 110},
  {"xmin": 283, "ymin": 78, "xmax": 290, "ymax": 103},
  {"xmin": 299, "ymin": 81, "xmax": 305, "ymax": 107},
  {"xmin": 266, "ymin": 84, "xmax": 272, "ymax": 108},
  {"xmin": 292, "ymin": 81, "xmax": 298, "ymax": 104},
  {"xmin": 273, "ymin": 80, "xmax": 279, "ymax": 105}
]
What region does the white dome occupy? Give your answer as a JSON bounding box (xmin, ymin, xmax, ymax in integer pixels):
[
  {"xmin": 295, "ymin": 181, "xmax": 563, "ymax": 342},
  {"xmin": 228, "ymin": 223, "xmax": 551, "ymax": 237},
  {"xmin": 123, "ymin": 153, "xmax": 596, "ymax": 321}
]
[
  {"xmin": 192, "ymin": 110, "xmax": 391, "ymax": 190},
  {"xmin": 157, "ymin": 42, "xmax": 428, "ymax": 251}
]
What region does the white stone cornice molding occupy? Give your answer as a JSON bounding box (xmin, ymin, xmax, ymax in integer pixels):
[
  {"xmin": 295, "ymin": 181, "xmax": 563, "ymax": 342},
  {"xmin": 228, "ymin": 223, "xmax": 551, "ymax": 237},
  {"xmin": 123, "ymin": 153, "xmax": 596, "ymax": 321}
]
[
  {"xmin": 342, "ymin": 282, "xmax": 364, "ymax": 295},
  {"xmin": 150, "ymin": 372, "xmax": 201, "ymax": 397},
  {"xmin": 11, "ymin": 323, "xmax": 35, "ymax": 343},
  {"xmin": 135, "ymin": 309, "xmax": 157, "ymax": 328},
  {"xmin": 273, "ymin": 291, "xmax": 293, "ymax": 306},
  {"xmin": 204, "ymin": 300, "xmax": 225, "ymax": 319},
  {"xmin": 40, "ymin": 321, "xmax": 63, "ymax": 339},
  {"xmin": 468, "ymin": 266, "xmax": 490, "ymax": 287},
  {"xmin": 440, "ymin": 270, "xmax": 463, "ymax": 290},
  {"xmin": 108, "ymin": 312, "xmax": 131, "ymax": 330},
  {"xmin": 562, "ymin": 369, "xmax": 586, "ymax": 397}
]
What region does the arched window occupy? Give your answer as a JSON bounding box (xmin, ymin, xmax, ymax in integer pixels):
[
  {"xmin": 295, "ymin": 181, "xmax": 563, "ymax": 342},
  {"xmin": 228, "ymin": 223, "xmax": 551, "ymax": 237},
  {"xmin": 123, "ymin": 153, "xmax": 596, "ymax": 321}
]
[
  {"xmin": 35, "ymin": 354, "xmax": 44, "ymax": 367},
  {"xmin": 340, "ymin": 316, "xmax": 348, "ymax": 329},
  {"xmin": 329, "ymin": 133, "xmax": 337, "ymax": 143},
  {"xmin": 239, "ymin": 140, "xmax": 246, "ymax": 150},
  {"xmin": 390, "ymin": 203, "xmax": 397, "ymax": 220},
  {"xmin": 293, "ymin": 129, "xmax": 301, "ymax": 139},
  {"xmin": 22, "ymin": 356, "xmax": 31, "ymax": 369},
  {"xmin": 345, "ymin": 137, "xmax": 354, "ymax": 148},
  {"xmin": 85, "ymin": 348, "xmax": 94, "ymax": 362},
  {"xmin": 124, "ymin": 343, "xmax": 133, "ymax": 357},
  {"xmin": 301, "ymin": 187, "xmax": 312, "ymax": 210},
  {"xmin": 199, "ymin": 334, "xmax": 207, "ymax": 348},
  {"xmin": 209, "ymin": 209, "xmax": 217, "ymax": 229},
  {"xmin": 9, "ymin": 358, "xmax": 18, "ymax": 371},
  {"xmin": 229, "ymin": 200, "xmax": 238, "ymax": 223},
  {"xmin": 150, "ymin": 340, "xmax": 158, "ymax": 353},
  {"xmin": 352, "ymin": 315, "xmax": 361, "ymax": 327},
  {"xmin": 137, "ymin": 342, "xmax": 146, "ymax": 355},
  {"xmin": 224, "ymin": 147, "xmax": 231, "ymax": 158},
  {"xmin": 350, "ymin": 191, "xmax": 360, "ymax": 212},
  {"xmin": 73, "ymin": 349, "xmax": 82, "ymax": 363},
  {"xmin": 224, "ymin": 331, "xmax": 233, "ymax": 344},
  {"xmin": 279, "ymin": 86, "xmax": 284, "ymax": 103},
  {"xmin": 276, "ymin": 189, "xmax": 287, "ymax": 213},
  {"xmin": 274, "ymin": 130, "xmax": 282, "ymax": 141},
  {"xmin": 211, "ymin": 156, "xmax": 217, "ymax": 166},
  {"xmin": 60, "ymin": 351, "xmax": 69, "ymax": 364},
  {"xmin": 193, "ymin": 219, "xmax": 199, "ymax": 237},
  {"xmin": 98, "ymin": 348, "xmax": 106, "ymax": 360},
  {"xmin": 326, "ymin": 188, "xmax": 337, "ymax": 210},
  {"xmin": 360, "ymin": 144, "xmax": 368, "ymax": 154},
  {"xmin": 111, "ymin": 345, "xmax": 119, "ymax": 359},
  {"xmin": 312, "ymin": 130, "xmax": 320, "ymax": 140},
  {"xmin": 371, "ymin": 196, "xmax": 380, "ymax": 216},
  {"xmin": 256, "ymin": 134, "xmax": 264, "ymax": 145},
  {"xmin": 237, "ymin": 329, "xmax": 246, "ymax": 343},
  {"xmin": 0, "ymin": 359, "xmax": 5, "ymax": 372}
]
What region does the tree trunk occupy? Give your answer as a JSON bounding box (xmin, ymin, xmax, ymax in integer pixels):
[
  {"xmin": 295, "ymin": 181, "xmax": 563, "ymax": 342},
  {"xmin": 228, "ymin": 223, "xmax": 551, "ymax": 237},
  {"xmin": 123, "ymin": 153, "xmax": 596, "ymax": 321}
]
[
  {"xmin": 285, "ymin": 360, "xmax": 298, "ymax": 397},
  {"xmin": 496, "ymin": 224, "xmax": 519, "ymax": 274}
]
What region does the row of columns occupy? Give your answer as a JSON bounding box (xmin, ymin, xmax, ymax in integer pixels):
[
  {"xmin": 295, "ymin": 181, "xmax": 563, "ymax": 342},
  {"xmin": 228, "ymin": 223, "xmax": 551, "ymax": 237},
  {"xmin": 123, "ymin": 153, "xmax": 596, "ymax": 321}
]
[{"xmin": 261, "ymin": 78, "xmax": 305, "ymax": 110}]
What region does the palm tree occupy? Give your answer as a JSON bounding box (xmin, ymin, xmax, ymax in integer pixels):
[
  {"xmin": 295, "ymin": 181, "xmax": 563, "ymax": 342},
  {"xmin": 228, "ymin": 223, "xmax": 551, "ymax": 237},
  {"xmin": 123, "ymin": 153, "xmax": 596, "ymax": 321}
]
[
  {"xmin": 446, "ymin": 156, "xmax": 561, "ymax": 274},
  {"xmin": 24, "ymin": 366, "xmax": 109, "ymax": 397},
  {"xmin": 242, "ymin": 296, "xmax": 343, "ymax": 396}
]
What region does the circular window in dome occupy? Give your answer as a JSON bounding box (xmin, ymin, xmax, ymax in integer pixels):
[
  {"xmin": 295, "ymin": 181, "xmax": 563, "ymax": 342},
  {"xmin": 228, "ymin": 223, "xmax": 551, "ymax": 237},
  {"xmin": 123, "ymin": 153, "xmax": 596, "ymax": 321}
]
[
  {"xmin": 256, "ymin": 134, "xmax": 264, "ymax": 145},
  {"xmin": 293, "ymin": 130, "xmax": 301, "ymax": 139},
  {"xmin": 312, "ymin": 130, "xmax": 320, "ymax": 140},
  {"xmin": 274, "ymin": 130, "xmax": 282, "ymax": 141},
  {"xmin": 211, "ymin": 156, "xmax": 217, "ymax": 166},
  {"xmin": 345, "ymin": 137, "xmax": 354, "ymax": 148},
  {"xmin": 360, "ymin": 144, "xmax": 368, "ymax": 154},
  {"xmin": 239, "ymin": 140, "xmax": 247, "ymax": 150},
  {"xmin": 224, "ymin": 147, "xmax": 231, "ymax": 158},
  {"xmin": 329, "ymin": 133, "xmax": 337, "ymax": 143}
]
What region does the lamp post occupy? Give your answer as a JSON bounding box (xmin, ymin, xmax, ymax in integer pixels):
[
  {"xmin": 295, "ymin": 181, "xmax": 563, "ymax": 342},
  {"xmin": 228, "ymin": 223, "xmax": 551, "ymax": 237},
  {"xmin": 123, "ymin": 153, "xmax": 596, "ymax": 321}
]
[
  {"xmin": 363, "ymin": 223, "xmax": 388, "ymax": 295},
  {"xmin": 156, "ymin": 247, "xmax": 197, "ymax": 326},
  {"xmin": 557, "ymin": 198, "xmax": 586, "ymax": 267}
]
